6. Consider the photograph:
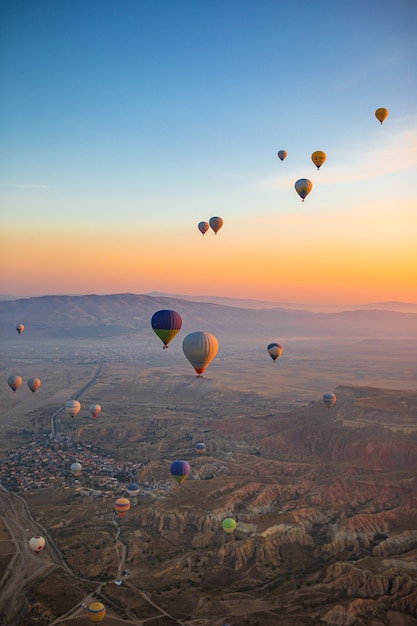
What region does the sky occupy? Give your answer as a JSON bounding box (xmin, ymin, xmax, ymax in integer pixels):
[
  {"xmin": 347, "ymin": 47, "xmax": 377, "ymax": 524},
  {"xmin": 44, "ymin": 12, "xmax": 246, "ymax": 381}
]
[{"xmin": 1, "ymin": 0, "xmax": 416, "ymax": 304}]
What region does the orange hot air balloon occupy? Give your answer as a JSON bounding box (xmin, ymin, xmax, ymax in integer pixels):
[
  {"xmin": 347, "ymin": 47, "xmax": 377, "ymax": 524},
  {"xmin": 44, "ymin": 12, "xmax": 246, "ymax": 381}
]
[
  {"xmin": 277, "ymin": 150, "xmax": 287, "ymax": 162},
  {"xmin": 27, "ymin": 377, "xmax": 41, "ymax": 393},
  {"xmin": 209, "ymin": 216, "xmax": 223, "ymax": 234},
  {"xmin": 311, "ymin": 150, "xmax": 326, "ymax": 170},
  {"xmin": 8, "ymin": 375, "xmax": 23, "ymax": 393},
  {"xmin": 16, "ymin": 323, "xmax": 25, "ymax": 335},
  {"xmin": 375, "ymin": 107, "xmax": 388, "ymax": 124},
  {"xmin": 114, "ymin": 497, "xmax": 131, "ymax": 518}
]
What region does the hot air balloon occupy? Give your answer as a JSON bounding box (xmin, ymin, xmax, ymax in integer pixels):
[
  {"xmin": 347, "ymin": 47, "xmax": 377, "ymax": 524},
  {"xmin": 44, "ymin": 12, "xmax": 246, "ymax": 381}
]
[
  {"xmin": 267, "ymin": 343, "xmax": 283, "ymax": 362},
  {"xmin": 198, "ymin": 221, "xmax": 209, "ymax": 235},
  {"xmin": 89, "ymin": 403, "xmax": 101, "ymax": 419},
  {"xmin": 114, "ymin": 497, "xmax": 131, "ymax": 517},
  {"xmin": 16, "ymin": 323, "xmax": 24, "ymax": 335},
  {"xmin": 195, "ymin": 442, "xmax": 206, "ymax": 454},
  {"xmin": 70, "ymin": 462, "xmax": 82, "ymax": 477},
  {"xmin": 65, "ymin": 400, "xmax": 81, "ymax": 418},
  {"xmin": 182, "ymin": 331, "xmax": 219, "ymax": 377},
  {"xmin": 7, "ymin": 375, "xmax": 23, "ymax": 393},
  {"xmin": 209, "ymin": 216, "xmax": 223, "ymax": 234},
  {"xmin": 127, "ymin": 482, "xmax": 140, "ymax": 497},
  {"xmin": 311, "ymin": 150, "xmax": 326, "ymax": 170},
  {"xmin": 170, "ymin": 459, "xmax": 190, "ymax": 484},
  {"xmin": 323, "ymin": 392, "xmax": 337, "ymax": 409},
  {"xmin": 87, "ymin": 602, "xmax": 106, "ymax": 623},
  {"xmin": 151, "ymin": 310, "xmax": 183, "ymax": 349},
  {"xmin": 27, "ymin": 377, "xmax": 41, "ymax": 393},
  {"xmin": 29, "ymin": 535, "xmax": 45, "ymax": 554},
  {"xmin": 222, "ymin": 518, "xmax": 237, "ymax": 534},
  {"xmin": 295, "ymin": 179, "xmax": 313, "ymax": 202},
  {"xmin": 277, "ymin": 150, "xmax": 287, "ymax": 162},
  {"xmin": 375, "ymin": 107, "xmax": 388, "ymax": 124}
]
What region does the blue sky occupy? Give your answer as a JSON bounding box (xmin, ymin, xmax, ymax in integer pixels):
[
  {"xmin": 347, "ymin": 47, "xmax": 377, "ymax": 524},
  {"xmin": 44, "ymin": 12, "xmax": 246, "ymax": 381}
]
[{"xmin": 1, "ymin": 0, "xmax": 416, "ymax": 302}]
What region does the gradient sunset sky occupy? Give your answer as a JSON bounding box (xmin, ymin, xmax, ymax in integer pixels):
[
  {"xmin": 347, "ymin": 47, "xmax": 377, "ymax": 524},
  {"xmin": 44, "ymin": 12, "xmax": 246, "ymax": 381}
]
[{"xmin": 1, "ymin": 0, "xmax": 416, "ymax": 304}]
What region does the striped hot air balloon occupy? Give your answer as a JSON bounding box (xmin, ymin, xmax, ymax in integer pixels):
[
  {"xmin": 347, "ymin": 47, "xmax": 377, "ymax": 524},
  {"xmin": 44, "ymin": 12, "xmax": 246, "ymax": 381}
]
[
  {"xmin": 87, "ymin": 602, "xmax": 106, "ymax": 622},
  {"xmin": 182, "ymin": 331, "xmax": 218, "ymax": 377},
  {"xmin": 114, "ymin": 497, "xmax": 131, "ymax": 518},
  {"xmin": 295, "ymin": 178, "xmax": 313, "ymax": 202}
]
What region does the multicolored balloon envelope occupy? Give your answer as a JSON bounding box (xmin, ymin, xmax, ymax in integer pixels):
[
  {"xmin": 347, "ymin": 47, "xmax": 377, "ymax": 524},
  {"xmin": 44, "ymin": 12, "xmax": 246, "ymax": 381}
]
[
  {"xmin": 295, "ymin": 178, "xmax": 313, "ymax": 201},
  {"xmin": 267, "ymin": 343, "xmax": 283, "ymax": 362},
  {"xmin": 277, "ymin": 149, "xmax": 287, "ymax": 161},
  {"xmin": 29, "ymin": 535, "xmax": 45, "ymax": 554},
  {"xmin": 87, "ymin": 602, "xmax": 106, "ymax": 622},
  {"xmin": 114, "ymin": 497, "xmax": 131, "ymax": 517},
  {"xmin": 195, "ymin": 442, "xmax": 206, "ymax": 454},
  {"xmin": 170, "ymin": 459, "xmax": 191, "ymax": 484},
  {"xmin": 182, "ymin": 331, "xmax": 219, "ymax": 377},
  {"xmin": 16, "ymin": 323, "xmax": 24, "ymax": 335},
  {"xmin": 222, "ymin": 518, "xmax": 237, "ymax": 534},
  {"xmin": 151, "ymin": 309, "xmax": 183, "ymax": 349},
  {"xmin": 27, "ymin": 377, "xmax": 41, "ymax": 393},
  {"xmin": 375, "ymin": 107, "xmax": 388, "ymax": 124},
  {"xmin": 127, "ymin": 482, "xmax": 140, "ymax": 497},
  {"xmin": 323, "ymin": 392, "xmax": 337, "ymax": 409},
  {"xmin": 7, "ymin": 375, "xmax": 23, "ymax": 393}
]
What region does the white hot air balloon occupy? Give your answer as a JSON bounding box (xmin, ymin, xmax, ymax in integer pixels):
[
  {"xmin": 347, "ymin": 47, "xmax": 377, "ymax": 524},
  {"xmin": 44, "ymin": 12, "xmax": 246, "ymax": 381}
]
[
  {"xmin": 182, "ymin": 331, "xmax": 219, "ymax": 377},
  {"xmin": 65, "ymin": 400, "xmax": 81, "ymax": 418}
]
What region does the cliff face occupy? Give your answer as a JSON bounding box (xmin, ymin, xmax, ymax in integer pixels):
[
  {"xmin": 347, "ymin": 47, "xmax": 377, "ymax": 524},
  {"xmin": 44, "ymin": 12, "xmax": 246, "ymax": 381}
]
[{"xmin": 114, "ymin": 385, "xmax": 417, "ymax": 624}]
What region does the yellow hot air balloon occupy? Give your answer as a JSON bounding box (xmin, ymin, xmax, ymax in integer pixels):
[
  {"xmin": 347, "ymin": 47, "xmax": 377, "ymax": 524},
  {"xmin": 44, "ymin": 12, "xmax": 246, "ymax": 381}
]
[
  {"xmin": 295, "ymin": 178, "xmax": 313, "ymax": 202},
  {"xmin": 182, "ymin": 331, "xmax": 219, "ymax": 377},
  {"xmin": 311, "ymin": 150, "xmax": 326, "ymax": 170},
  {"xmin": 375, "ymin": 107, "xmax": 388, "ymax": 124},
  {"xmin": 87, "ymin": 602, "xmax": 106, "ymax": 622}
]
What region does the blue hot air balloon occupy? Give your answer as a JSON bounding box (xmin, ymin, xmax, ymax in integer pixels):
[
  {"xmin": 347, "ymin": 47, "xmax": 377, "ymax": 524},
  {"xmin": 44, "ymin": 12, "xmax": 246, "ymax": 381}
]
[
  {"xmin": 170, "ymin": 460, "xmax": 190, "ymax": 484},
  {"xmin": 151, "ymin": 310, "xmax": 183, "ymax": 349}
]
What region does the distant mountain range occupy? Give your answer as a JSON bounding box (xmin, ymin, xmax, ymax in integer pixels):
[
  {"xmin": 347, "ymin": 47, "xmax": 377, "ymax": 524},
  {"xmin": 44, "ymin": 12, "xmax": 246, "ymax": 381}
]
[
  {"xmin": 2, "ymin": 291, "xmax": 416, "ymax": 313},
  {"xmin": 0, "ymin": 292, "xmax": 416, "ymax": 344}
]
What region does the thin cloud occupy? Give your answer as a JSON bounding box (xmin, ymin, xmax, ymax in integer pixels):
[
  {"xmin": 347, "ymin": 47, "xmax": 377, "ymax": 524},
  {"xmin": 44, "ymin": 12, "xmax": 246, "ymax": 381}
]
[
  {"xmin": 0, "ymin": 183, "xmax": 49, "ymax": 190},
  {"xmin": 255, "ymin": 127, "xmax": 417, "ymax": 192}
]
